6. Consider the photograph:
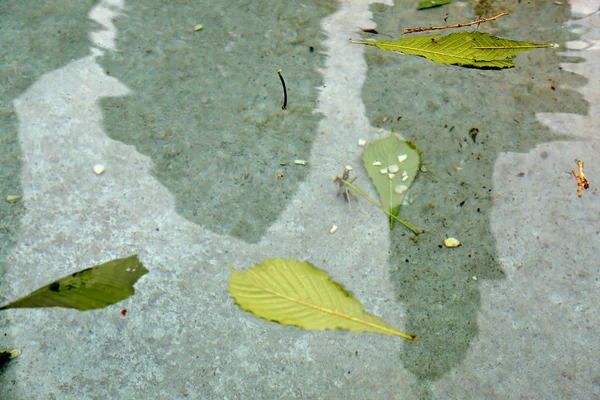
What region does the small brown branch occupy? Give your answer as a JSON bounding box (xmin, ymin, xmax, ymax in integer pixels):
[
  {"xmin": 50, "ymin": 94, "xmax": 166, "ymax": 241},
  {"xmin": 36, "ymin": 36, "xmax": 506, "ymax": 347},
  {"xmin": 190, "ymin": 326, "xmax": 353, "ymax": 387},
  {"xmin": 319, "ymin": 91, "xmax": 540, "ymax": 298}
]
[{"xmin": 403, "ymin": 12, "xmax": 509, "ymax": 34}]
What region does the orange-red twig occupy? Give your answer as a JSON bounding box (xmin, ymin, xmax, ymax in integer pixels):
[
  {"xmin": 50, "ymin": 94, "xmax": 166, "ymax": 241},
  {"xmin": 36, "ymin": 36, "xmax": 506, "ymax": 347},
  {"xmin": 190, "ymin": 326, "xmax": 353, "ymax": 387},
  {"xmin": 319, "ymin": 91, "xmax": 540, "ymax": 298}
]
[{"xmin": 403, "ymin": 12, "xmax": 509, "ymax": 34}]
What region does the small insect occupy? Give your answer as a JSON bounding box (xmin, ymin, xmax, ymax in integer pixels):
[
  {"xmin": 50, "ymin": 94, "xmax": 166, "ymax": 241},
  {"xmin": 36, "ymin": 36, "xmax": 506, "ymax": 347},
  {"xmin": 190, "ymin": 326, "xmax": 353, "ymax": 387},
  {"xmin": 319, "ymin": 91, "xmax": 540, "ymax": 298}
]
[
  {"xmin": 571, "ymin": 159, "xmax": 589, "ymax": 197},
  {"xmin": 121, "ymin": 309, "xmax": 127, "ymax": 316},
  {"xmin": 431, "ymin": 38, "xmax": 440, "ymax": 45},
  {"xmin": 444, "ymin": 13, "xmax": 449, "ymax": 22},
  {"xmin": 469, "ymin": 127, "xmax": 479, "ymax": 143},
  {"xmin": 277, "ymin": 172, "xmax": 284, "ymax": 179}
]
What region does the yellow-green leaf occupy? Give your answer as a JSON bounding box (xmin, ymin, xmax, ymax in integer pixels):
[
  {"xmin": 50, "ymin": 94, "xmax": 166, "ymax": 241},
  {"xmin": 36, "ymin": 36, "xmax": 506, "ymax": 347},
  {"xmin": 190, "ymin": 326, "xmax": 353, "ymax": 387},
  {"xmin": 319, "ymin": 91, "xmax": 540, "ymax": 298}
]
[
  {"xmin": 362, "ymin": 134, "xmax": 420, "ymax": 229},
  {"xmin": 229, "ymin": 258, "xmax": 417, "ymax": 341},
  {"xmin": 0, "ymin": 255, "xmax": 148, "ymax": 311},
  {"xmin": 351, "ymin": 31, "xmax": 554, "ymax": 68},
  {"xmin": 417, "ymin": 0, "xmax": 451, "ymax": 10}
]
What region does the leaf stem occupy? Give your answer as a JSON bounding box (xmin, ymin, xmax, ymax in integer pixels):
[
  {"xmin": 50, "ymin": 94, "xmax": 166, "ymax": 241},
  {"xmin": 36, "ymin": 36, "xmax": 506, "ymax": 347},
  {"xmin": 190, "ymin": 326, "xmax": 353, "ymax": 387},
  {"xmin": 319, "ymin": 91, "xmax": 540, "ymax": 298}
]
[{"xmin": 342, "ymin": 179, "xmax": 420, "ymax": 235}]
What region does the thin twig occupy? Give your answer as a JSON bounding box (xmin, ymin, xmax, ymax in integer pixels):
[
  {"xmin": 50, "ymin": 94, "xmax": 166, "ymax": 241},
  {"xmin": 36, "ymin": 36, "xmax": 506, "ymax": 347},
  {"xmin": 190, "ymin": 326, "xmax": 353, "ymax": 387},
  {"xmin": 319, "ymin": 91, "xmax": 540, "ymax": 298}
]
[
  {"xmin": 403, "ymin": 12, "xmax": 509, "ymax": 34},
  {"xmin": 276, "ymin": 69, "xmax": 287, "ymax": 110}
]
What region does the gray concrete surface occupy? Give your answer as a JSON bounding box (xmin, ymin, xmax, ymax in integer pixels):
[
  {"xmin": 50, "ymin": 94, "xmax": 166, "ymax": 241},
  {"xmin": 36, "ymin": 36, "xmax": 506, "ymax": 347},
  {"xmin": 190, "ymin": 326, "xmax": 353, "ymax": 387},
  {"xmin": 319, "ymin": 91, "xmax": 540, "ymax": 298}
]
[{"xmin": 1, "ymin": 0, "xmax": 598, "ymax": 398}]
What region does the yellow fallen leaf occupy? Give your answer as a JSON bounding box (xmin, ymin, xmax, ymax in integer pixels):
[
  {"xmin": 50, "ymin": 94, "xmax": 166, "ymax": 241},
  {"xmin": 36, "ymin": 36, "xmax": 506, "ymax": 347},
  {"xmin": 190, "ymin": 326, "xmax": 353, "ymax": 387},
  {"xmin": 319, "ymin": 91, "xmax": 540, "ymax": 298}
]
[{"xmin": 229, "ymin": 258, "xmax": 417, "ymax": 341}]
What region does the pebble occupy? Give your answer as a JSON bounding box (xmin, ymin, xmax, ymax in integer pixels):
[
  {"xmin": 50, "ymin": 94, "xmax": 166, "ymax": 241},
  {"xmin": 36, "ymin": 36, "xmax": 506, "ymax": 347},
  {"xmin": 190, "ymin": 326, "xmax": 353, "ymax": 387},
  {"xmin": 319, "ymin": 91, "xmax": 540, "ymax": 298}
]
[
  {"xmin": 444, "ymin": 237, "xmax": 461, "ymax": 248},
  {"xmin": 93, "ymin": 164, "xmax": 106, "ymax": 175},
  {"xmin": 388, "ymin": 164, "xmax": 400, "ymax": 173},
  {"xmin": 6, "ymin": 195, "xmax": 21, "ymax": 203},
  {"xmin": 394, "ymin": 184, "xmax": 408, "ymax": 194}
]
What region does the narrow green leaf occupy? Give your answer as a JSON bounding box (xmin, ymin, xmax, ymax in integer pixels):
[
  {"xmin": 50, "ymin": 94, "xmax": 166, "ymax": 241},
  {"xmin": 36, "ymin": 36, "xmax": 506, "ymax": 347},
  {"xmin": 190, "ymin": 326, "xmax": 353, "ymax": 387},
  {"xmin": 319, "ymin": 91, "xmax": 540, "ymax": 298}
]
[
  {"xmin": 229, "ymin": 259, "xmax": 417, "ymax": 341},
  {"xmin": 417, "ymin": 0, "xmax": 451, "ymax": 10},
  {"xmin": 362, "ymin": 135, "xmax": 420, "ymax": 228},
  {"xmin": 350, "ymin": 31, "xmax": 554, "ymax": 68},
  {"xmin": 0, "ymin": 255, "xmax": 148, "ymax": 311}
]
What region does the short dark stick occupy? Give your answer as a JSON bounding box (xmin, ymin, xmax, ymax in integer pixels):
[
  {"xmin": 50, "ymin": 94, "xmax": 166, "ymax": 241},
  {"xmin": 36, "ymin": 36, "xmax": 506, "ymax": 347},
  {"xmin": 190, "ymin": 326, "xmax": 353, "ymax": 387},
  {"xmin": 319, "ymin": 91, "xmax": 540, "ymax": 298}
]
[{"xmin": 277, "ymin": 69, "xmax": 287, "ymax": 110}]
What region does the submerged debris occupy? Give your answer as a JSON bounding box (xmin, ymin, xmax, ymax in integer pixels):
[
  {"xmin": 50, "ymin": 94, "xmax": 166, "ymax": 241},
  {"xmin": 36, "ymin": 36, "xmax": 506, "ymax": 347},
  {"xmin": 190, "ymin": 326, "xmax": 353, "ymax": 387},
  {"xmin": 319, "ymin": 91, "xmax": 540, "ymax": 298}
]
[
  {"xmin": 333, "ymin": 166, "xmax": 357, "ymax": 202},
  {"xmin": 0, "ymin": 349, "xmax": 21, "ymax": 368}
]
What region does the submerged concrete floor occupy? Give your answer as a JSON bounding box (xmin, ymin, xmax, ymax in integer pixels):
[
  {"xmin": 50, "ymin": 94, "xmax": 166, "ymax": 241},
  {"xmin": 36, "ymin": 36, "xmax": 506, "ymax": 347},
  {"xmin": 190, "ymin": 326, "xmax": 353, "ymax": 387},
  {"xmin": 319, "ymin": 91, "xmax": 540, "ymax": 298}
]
[{"xmin": 1, "ymin": 0, "xmax": 598, "ymax": 398}]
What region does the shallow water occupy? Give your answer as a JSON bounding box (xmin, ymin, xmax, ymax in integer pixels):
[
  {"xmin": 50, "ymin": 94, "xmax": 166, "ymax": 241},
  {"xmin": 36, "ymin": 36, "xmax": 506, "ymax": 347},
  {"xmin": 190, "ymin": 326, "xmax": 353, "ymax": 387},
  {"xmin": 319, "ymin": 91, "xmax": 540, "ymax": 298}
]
[{"xmin": 1, "ymin": 0, "xmax": 598, "ymax": 398}]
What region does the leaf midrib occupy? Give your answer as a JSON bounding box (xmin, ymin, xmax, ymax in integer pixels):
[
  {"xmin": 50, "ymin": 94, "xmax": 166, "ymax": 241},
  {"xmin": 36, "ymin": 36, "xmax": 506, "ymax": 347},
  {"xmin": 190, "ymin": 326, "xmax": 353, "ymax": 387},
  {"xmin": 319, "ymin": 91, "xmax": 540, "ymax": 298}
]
[{"xmin": 252, "ymin": 279, "xmax": 405, "ymax": 338}]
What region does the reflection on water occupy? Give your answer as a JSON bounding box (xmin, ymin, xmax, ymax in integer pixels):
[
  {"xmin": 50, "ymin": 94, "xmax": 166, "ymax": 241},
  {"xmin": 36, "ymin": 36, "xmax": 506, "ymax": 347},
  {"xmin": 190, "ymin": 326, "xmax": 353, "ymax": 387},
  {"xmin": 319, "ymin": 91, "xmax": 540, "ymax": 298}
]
[
  {"xmin": 0, "ymin": 0, "xmax": 598, "ymax": 397},
  {"xmin": 100, "ymin": 0, "xmax": 337, "ymax": 242},
  {"xmin": 361, "ymin": 0, "xmax": 586, "ymax": 390}
]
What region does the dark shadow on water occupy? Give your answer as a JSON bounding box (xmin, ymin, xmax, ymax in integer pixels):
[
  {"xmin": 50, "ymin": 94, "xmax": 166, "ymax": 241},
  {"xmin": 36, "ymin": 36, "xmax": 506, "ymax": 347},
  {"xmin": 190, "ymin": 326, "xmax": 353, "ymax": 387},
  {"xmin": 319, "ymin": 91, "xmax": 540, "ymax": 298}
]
[
  {"xmin": 99, "ymin": 0, "xmax": 339, "ymax": 243},
  {"xmin": 0, "ymin": 0, "xmax": 95, "ymax": 393},
  {"xmin": 362, "ymin": 1, "xmax": 587, "ymax": 395}
]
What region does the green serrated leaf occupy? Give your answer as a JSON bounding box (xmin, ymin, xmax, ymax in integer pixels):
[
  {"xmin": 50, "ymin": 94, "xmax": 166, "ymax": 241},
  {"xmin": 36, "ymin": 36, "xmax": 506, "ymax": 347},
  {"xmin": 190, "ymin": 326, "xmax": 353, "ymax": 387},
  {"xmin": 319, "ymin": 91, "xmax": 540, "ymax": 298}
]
[
  {"xmin": 0, "ymin": 255, "xmax": 148, "ymax": 311},
  {"xmin": 229, "ymin": 258, "xmax": 417, "ymax": 341},
  {"xmin": 417, "ymin": 0, "xmax": 451, "ymax": 10},
  {"xmin": 350, "ymin": 31, "xmax": 554, "ymax": 68},
  {"xmin": 362, "ymin": 135, "xmax": 420, "ymax": 228}
]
